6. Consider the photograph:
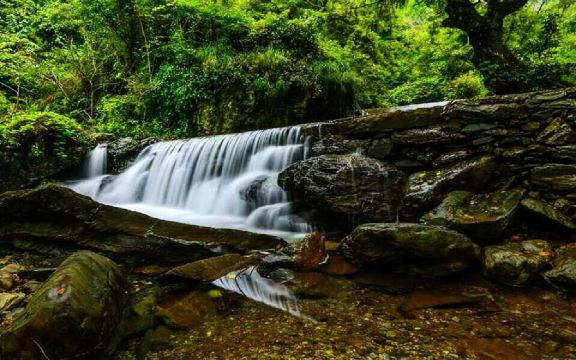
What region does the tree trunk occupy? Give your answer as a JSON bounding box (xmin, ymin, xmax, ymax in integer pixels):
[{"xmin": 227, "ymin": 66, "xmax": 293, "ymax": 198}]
[{"xmin": 442, "ymin": 0, "xmax": 530, "ymax": 94}]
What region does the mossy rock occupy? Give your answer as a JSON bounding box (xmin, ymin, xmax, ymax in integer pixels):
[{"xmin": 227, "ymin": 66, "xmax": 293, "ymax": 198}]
[
  {"xmin": 0, "ymin": 251, "xmax": 129, "ymax": 359},
  {"xmin": 421, "ymin": 189, "xmax": 525, "ymax": 242},
  {"xmin": 483, "ymin": 240, "xmax": 553, "ymax": 287},
  {"xmin": 542, "ymin": 244, "xmax": 576, "ymax": 293},
  {"xmin": 400, "ymin": 156, "xmax": 497, "ymax": 221},
  {"xmin": 341, "ymin": 223, "xmax": 480, "ymax": 278},
  {"xmin": 521, "ymin": 197, "xmax": 576, "ymax": 230}
]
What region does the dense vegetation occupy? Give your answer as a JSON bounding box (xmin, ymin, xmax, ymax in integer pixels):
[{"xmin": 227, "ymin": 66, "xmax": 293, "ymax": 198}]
[{"xmin": 0, "ymin": 0, "xmax": 574, "ymax": 139}]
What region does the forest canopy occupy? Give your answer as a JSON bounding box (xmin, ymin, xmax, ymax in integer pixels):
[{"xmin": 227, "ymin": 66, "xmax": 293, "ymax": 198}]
[{"xmin": 0, "ymin": 0, "xmax": 575, "ymax": 138}]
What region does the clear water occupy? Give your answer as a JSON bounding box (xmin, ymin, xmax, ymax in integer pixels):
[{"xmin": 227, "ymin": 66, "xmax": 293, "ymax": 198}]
[{"xmin": 68, "ymin": 127, "xmax": 312, "ymax": 238}]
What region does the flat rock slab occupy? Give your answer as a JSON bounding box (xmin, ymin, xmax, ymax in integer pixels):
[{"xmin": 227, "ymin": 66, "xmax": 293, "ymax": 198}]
[
  {"xmin": 422, "ymin": 189, "xmax": 525, "ymax": 242},
  {"xmin": 0, "ymin": 185, "xmax": 284, "ymax": 264}
]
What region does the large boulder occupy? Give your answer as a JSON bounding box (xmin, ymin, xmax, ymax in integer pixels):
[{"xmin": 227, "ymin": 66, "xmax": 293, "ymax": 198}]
[
  {"xmin": 0, "ymin": 251, "xmax": 129, "ymax": 359},
  {"xmin": 0, "ymin": 185, "xmax": 284, "ymax": 264},
  {"xmin": 341, "ymin": 223, "xmax": 480, "ymax": 278},
  {"xmin": 530, "ymin": 164, "xmax": 576, "ymax": 193},
  {"xmin": 421, "ymin": 189, "xmax": 525, "ymax": 242},
  {"xmin": 482, "ymin": 240, "xmax": 553, "ymax": 287},
  {"xmin": 279, "ymin": 154, "xmax": 406, "ymax": 223},
  {"xmin": 400, "ymin": 156, "xmax": 497, "ymax": 221},
  {"xmin": 542, "ymin": 244, "xmax": 576, "ymax": 293}
]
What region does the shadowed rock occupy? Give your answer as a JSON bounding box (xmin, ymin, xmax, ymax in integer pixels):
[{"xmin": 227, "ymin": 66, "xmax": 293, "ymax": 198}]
[
  {"xmin": 341, "ymin": 223, "xmax": 480, "ymax": 278},
  {"xmin": 401, "ymin": 156, "xmax": 497, "ymax": 221},
  {"xmin": 543, "ymin": 244, "xmax": 576, "ymax": 293},
  {"xmin": 279, "ymin": 154, "xmax": 406, "ymax": 224}
]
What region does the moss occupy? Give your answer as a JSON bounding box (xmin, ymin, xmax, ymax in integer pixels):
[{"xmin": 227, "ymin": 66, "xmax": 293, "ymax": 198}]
[{"xmin": 0, "ymin": 111, "xmax": 88, "ymax": 191}]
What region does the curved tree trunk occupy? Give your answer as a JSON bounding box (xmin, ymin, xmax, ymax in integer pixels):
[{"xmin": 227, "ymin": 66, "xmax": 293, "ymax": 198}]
[{"xmin": 442, "ymin": 0, "xmax": 530, "ymax": 94}]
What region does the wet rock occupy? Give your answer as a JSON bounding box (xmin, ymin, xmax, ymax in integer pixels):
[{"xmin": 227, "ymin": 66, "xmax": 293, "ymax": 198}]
[
  {"xmin": 267, "ymin": 269, "xmax": 354, "ymax": 298},
  {"xmin": 391, "ymin": 127, "xmax": 466, "ymax": 146},
  {"xmin": 521, "ymin": 198, "xmax": 576, "ymax": 230},
  {"xmin": 400, "ymin": 156, "xmax": 497, "ymax": 221},
  {"xmin": 0, "ymin": 251, "xmax": 129, "ymax": 359},
  {"xmin": 461, "ymin": 123, "xmax": 499, "ymax": 133},
  {"xmin": 0, "ymin": 293, "xmax": 25, "ymax": 312},
  {"xmin": 542, "ymin": 244, "xmax": 576, "ymax": 293},
  {"xmin": 311, "ymin": 134, "xmax": 368, "ymax": 156},
  {"xmin": 239, "ymin": 174, "xmax": 281, "ymax": 207},
  {"xmin": 320, "ymin": 256, "xmax": 359, "ymax": 276},
  {"xmin": 161, "ymin": 254, "xmax": 258, "ymax": 284},
  {"xmin": 536, "ymin": 118, "xmax": 576, "ymax": 145},
  {"xmin": 259, "ymin": 232, "xmax": 328, "ymax": 273},
  {"xmin": 301, "ymin": 103, "xmax": 446, "ymax": 136},
  {"xmin": 482, "ymin": 240, "xmax": 553, "ymax": 286},
  {"xmin": 549, "ymin": 145, "xmax": 576, "ymax": 163},
  {"xmin": 156, "ymin": 291, "xmax": 217, "ymax": 328},
  {"xmin": 366, "ymin": 137, "xmax": 394, "ymax": 159},
  {"xmin": 341, "ymin": 223, "xmax": 480, "ymax": 277},
  {"xmin": 279, "ymin": 154, "xmax": 406, "ymax": 223},
  {"xmin": 421, "ymin": 189, "xmax": 525, "ymax": 242},
  {"xmin": 0, "ymin": 272, "xmax": 14, "ymax": 290},
  {"xmin": 0, "ymin": 185, "xmax": 284, "ymax": 264},
  {"xmin": 0, "ymin": 264, "xmax": 24, "ymax": 273},
  {"xmin": 107, "ymin": 137, "xmax": 158, "ymax": 173},
  {"xmin": 530, "ymin": 164, "xmax": 576, "ymax": 193},
  {"xmin": 433, "ymin": 149, "xmax": 474, "ymax": 168}
]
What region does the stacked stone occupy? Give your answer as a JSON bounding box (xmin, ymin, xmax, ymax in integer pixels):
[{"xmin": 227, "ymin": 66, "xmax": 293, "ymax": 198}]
[{"xmin": 281, "ymin": 87, "xmax": 576, "ymax": 291}]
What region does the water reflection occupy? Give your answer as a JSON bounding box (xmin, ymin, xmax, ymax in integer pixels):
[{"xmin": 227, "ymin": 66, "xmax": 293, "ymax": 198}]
[{"xmin": 212, "ymin": 266, "xmax": 314, "ymax": 321}]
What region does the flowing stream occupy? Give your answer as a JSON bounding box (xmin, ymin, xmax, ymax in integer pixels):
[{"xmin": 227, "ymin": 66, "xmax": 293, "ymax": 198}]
[{"xmin": 68, "ymin": 127, "xmax": 312, "ymax": 238}]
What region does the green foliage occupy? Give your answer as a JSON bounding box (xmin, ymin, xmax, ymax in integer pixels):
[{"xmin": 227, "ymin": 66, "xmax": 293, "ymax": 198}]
[
  {"xmin": 0, "ymin": 0, "xmax": 573, "ymax": 139},
  {"xmin": 0, "ymin": 111, "xmax": 86, "ymax": 161}
]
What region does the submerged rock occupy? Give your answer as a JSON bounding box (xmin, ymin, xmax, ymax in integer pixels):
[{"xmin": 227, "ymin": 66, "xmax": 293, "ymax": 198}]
[
  {"xmin": 542, "ymin": 244, "xmax": 576, "ymax": 293},
  {"xmin": 341, "ymin": 223, "xmax": 480, "ymax": 277},
  {"xmin": 482, "ymin": 240, "xmax": 553, "ymax": 286},
  {"xmin": 156, "ymin": 291, "xmax": 217, "ymax": 328},
  {"xmin": 421, "ymin": 189, "xmax": 525, "ymax": 242},
  {"xmin": 0, "ymin": 185, "xmax": 284, "ymax": 264},
  {"xmin": 0, "ymin": 251, "xmax": 129, "ymax": 359},
  {"xmin": 279, "ymin": 154, "xmax": 406, "ymax": 223},
  {"xmin": 401, "ymin": 156, "xmax": 497, "ymax": 221},
  {"xmin": 521, "ymin": 198, "xmax": 576, "ymax": 230}
]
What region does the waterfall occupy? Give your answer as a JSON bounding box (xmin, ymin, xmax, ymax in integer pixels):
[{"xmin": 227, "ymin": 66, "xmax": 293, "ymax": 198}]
[
  {"xmin": 83, "ymin": 144, "xmax": 108, "ymax": 178},
  {"xmin": 68, "ymin": 127, "xmax": 312, "ymax": 237}
]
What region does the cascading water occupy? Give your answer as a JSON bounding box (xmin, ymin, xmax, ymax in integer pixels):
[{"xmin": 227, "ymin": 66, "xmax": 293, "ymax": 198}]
[
  {"xmin": 68, "ymin": 127, "xmax": 312, "ymax": 237},
  {"xmin": 84, "ymin": 144, "xmax": 108, "ymax": 178}
]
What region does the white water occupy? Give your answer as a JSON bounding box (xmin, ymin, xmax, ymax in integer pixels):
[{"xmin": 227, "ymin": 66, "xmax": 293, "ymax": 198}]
[
  {"xmin": 84, "ymin": 144, "xmax": 108, "ymax": 178},
  {"xmin": 68, "ymin": 127, "xmax": 312, "ymax": 237}
]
